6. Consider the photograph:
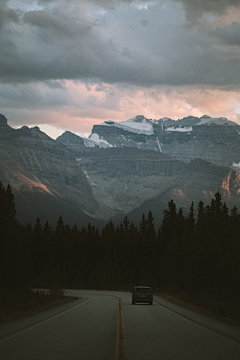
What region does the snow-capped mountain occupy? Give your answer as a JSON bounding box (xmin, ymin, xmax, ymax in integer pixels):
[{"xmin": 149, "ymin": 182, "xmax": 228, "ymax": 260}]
[
  {"xmin": 58, "ymin": 114, "xmax": 240, "ymax": 169},
  {"xmin": 56, "ymin": 114, "xmax": 240, "ymax": 226},
  {"xmin": 2, "ymin": 112, "xmax": 240, "ymax": 228},
  {"xmin": 98, "ymin": 116, "xmax": 155, "ymax": 135}
]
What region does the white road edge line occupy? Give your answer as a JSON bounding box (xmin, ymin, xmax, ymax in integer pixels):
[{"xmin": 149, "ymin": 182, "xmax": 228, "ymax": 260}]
[
  {"xmin": 154, "ymin": 299, "xmax": 240, "ymax": 344},
  {"xmin": 0, "ymin": 297, "xmax": 91, "ymax": 343}
]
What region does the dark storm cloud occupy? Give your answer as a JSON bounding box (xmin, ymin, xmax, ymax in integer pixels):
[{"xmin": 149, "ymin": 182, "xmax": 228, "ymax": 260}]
[
  {"xmin": 214, "ymin": 22, "xmax": 240, "ymax": 46},
  {"xmin": 44, "ymin": 80, "xmax": 66, "ymax": 89},
  {"xmin": 0, "ymin": 3, "xmax": 95, "ymax": 83},
  {"xmin": 23, "ymin": 10, "xmax": 92, "ymax": 39},
  {"xmin": 0, "ymin": 0, "xmax": 240, "ymax": 90},
  {"xmin": 140, "ymin": 19, "xmax": 148, "ymax": 26},
  {"xmin": 0, "ymin": 1, "xmax": 19, "ymax": 29},
  {"xmin": 37, "ymin": 0, "xmax": 153, "ymax": 7},
  {"xmin": 0, "ymin": 3, "xmax": 143, "ymax": 84},
  {"xmin": 81, "ymin": 0, "xmax": 240, "ymax": 13},
  {"xmin": 173, "ymin": 0, "xmax": 240, "ymax": 17},
  {"xmin": 0, "ymin": 82, "xmax": 69, "ymax": 109},
  {"xmin": 85, "ymin": 0, "xmax": 144, "ymax": 5},
  {"xmin": 37, "ymin": 0, "xmax": 240, "ymax": 10}
]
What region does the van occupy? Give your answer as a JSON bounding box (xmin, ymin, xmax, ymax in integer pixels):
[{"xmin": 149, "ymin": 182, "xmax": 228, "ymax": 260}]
[{"xmin": 132, "ymin": 286, "xmax": 153, "ymax": 305}]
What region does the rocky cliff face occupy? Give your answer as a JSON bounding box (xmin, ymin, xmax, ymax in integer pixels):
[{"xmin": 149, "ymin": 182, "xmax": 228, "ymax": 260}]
[
  {"xmin": 77, "ymin": 147, "xmax": 240, "ymax": 221},
  {"xmin": 58, "ymin": 115, "xmax": 240, "ymax": 168},
  {"xmin": 2, "ymin": 113, "xmax": 240, "ymax": 228},
  {"xmin": 158, "ymin": 123, "xmax": 240, "ymax": 166},
  {"xmin": 0, "ymin": 114, "xmax": 14, "ymax": 137},
  {"xmin": 80, "ymin": 148, "xmax": 187, "ymax": 177},
  {"xmin": 119, "ymin": 158, "xmax": 240, "ymax": 228},
  {"xmin": 0, "ymin": 117, "xmax": 107, "ymax": 227},
  {"xmin": 56, "ymin": 131, "xmax": 86, "ymax": 157},
  {"xmin": 0, "ymin": 114, "xmax": 8, "ymax": 127}
]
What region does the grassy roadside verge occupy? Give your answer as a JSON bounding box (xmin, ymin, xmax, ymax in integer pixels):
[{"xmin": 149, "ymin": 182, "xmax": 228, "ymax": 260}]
[
  {"xmin": 0, "ymin": 288, "xmax": 77, "ymax": 326},
  {"xmin": 156, "ymin": 292, "xmax": 240, "ymax": 328}
]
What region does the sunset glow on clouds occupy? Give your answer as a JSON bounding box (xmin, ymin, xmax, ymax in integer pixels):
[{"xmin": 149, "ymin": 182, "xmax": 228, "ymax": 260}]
[
  {"xmin": 3, "ymin": 81, "xmax": 240, "ymax": 138},
  {"xmin": 1, "ymin": 0, "xmax": 240, "ymax": 138}
]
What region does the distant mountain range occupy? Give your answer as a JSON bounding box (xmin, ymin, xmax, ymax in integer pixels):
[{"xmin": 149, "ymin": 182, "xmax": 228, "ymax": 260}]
[
  {"xmin": 58, "ymin": 114, "xmax": 240, "ymax": 168},
  {"xmin": 1, "ymin": 113, "xmax": 240, "ymax": 228}
]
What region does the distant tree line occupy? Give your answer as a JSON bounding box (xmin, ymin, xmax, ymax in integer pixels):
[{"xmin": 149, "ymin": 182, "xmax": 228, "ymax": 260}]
[{"xmin": 0, "ymin": 180, "xmax": 240, "ymax": 312}]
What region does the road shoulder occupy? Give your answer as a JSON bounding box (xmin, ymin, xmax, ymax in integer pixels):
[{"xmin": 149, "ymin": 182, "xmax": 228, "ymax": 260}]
[{"xmin": 154, "ymin": 294, "xmax": 240, "ymax": 343}]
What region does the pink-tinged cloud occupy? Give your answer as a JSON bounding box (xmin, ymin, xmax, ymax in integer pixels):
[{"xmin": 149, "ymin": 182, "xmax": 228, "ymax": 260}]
[{"xmin": 5, "ymin": 80, "xmax": 240, "ymax": 139}]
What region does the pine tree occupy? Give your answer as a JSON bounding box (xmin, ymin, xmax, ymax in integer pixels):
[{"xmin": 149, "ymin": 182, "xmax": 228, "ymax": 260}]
[
  {"xmin": 159, "ymin": 199, "xmax": 177, "ymax": 243},
  {"xmin": 0, "ymin": 182, "xmax": 17, "ymax": 289},
  {"xmin": 196, "ymin": 201, "xmax": 205, "ymax": 226},
  {"xmin": 146, "ymin": 210, "xmax": 156, "ymax": 248},
  {"xmin": 140, "ymin": 213, "xmax": 146, "ymax": 236},
  {"xmin": 0, "ymin": 182, "xmax": 16, "ymax": 229},
  {"xmin": 56, "ymin": 215, "xmax": 65, "ymax": 234},
  {"xmin": 230, "ymin": 206, "xmax": 239, "ymax": 227},
  {"xmin": 176, "ymin": 207, "xmax": 185, "ymax": 241},
  {"xmin": 123, "ymin": 216, "xmax": 130, "ymax": 232},
  {"xmin": 187, "ymin": 202, "xmax": 195, "ymax": 228},
  {"xmin": 32, "ymin": 217, "xmax": 43, "ymax": 282}
]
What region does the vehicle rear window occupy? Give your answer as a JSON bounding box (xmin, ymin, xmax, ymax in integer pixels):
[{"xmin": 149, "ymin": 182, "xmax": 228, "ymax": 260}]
[{"xmin": 135, "ymin": 288, "xmax": 151, "ymax": 293}]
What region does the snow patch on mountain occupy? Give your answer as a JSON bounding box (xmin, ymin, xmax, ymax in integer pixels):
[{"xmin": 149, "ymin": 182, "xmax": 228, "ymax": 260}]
[
  {"xmin": 165, "ymin": 126, "xmax": 193, "ymax": 132},
  {"xmin": 115, "ymin": 118, "xmax": 154, "ymax": 135},
  {"xmin": 156, "ymin": 138, "xmax": 162, "ymax": 152},
  {"xmin": 99, "ymin": 121, "xmax": 114, "ymax": 126},
  {"xmin": 232, "ymin": 162, "xmax": 240, "ymax": 172},
  {"xmin": 83, "ymin": 170, "xmax": 90, "ymax": 178},
  {"xmin": 99, "ymin": 116, "xmax": 154, "ymax": 135},
  {"xmin": 84, "ymin": 133, "xmax": 113, "ymax": 148}
]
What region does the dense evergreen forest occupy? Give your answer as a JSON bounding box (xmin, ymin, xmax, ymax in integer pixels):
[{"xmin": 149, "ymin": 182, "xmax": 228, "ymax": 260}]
[{"xmin": 0, "ymin": 180, "xmax": 240, "ymax": 317}]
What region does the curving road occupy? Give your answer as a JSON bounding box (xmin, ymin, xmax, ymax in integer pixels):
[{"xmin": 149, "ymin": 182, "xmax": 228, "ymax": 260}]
[{"xmin": 0, "ymin": 290, "xmax": 240, "ymax": 360}]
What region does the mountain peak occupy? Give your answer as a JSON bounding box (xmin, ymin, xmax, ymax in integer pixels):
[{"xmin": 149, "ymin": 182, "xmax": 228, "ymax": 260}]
[
  {"xmin": 196, "ymin": 116, "xmax": 235, "ymax": 126},
  {"xmin": 96, "ymin": 115, "xmax": 154, "ymax": 136},
  {"xmin": 20, "ymin": 125, "xmax": 41, "ymax": 132},
  {"xmin": 159, "ymin": 117, "xmax": 172, "ymax": 122},
  {"xmin": 200, "ymin": 115, "xmax": 211, "ymax": 119},
  {"xmin": 128, "ymin": 115, "xmax": 146, "ymax": 122},
  {"xmin": 57, "ymin": 131, "xmax": 85, "ymax": 146},
  {"xmin": 0, "ymin": 114, "xmax": 8, "ymax": 126},
  {"xmin": 32, "ymin": 126, "xmax": 40, "ymax": 131}
]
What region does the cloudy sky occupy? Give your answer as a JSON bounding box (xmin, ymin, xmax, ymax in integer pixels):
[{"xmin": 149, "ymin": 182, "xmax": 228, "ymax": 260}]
[{"xmin": 1, "ymin": 0, "xmax": 240, "ymax": 138}]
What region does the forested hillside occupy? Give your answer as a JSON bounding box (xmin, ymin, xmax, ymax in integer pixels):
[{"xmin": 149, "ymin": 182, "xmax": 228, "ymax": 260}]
[{"xmin": 0, "ymin": 181, "xmax": 240, "ymax": 320}]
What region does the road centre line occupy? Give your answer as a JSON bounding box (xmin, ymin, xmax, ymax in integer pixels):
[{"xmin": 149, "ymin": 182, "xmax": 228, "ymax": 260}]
[
  {"xmin": 1, "ymin": 291, "xmax": 130, "ymax": 359},
  {"xmin": 0, "ymin": 297, "xmax": 90, "ymax": 343},
  {"xmin": 87, "ymin": 292, "xmax": 129, "ymax": 359},
  {"xmin": 115, "ymin": 297, "xmax": 128, "ymax": 360}
]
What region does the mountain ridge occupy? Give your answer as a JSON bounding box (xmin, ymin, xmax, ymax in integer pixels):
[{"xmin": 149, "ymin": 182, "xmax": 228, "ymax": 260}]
[
  {"xmin": 57, "ymin": 114, "xmax": 240, "ymax": 168},
  {"xmin": 2, "ymin": 114, "xmax": 240, "ymax": 227}
]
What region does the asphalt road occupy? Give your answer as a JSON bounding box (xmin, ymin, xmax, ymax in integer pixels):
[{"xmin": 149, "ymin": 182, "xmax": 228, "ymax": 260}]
[{"xmin": 0, "ymin": 289, "xmax": 240, "ymax": 360}]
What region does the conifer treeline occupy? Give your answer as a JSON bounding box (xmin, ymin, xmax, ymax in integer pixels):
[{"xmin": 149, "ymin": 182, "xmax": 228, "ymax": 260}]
[{"xmin": 0, "ymin": 181, "xmax": 240, "ymax": 305}]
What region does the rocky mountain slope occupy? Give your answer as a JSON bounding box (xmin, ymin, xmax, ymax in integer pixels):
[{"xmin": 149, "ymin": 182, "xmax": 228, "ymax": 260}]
[
  {"xmin": 58, "ymin": 114, "xmax": 240, "ymax": 169},
  {"xmin": 125, "ymin": 158, "xmax": 240, "ymax": 228},
  {"xmin": 57, "ymin": 114, "xmax": 240, "ymax": 225},
  {"xmin": 2, "ymin": 113, "xmax": 240, "ymax": 228},
  {"xmin": 76, "ymin": 147, "xmax": 240, "ymax": 227},
  {"xmin": 0, "ymin": 115, "xmax": 107, "ymax": 227}
]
